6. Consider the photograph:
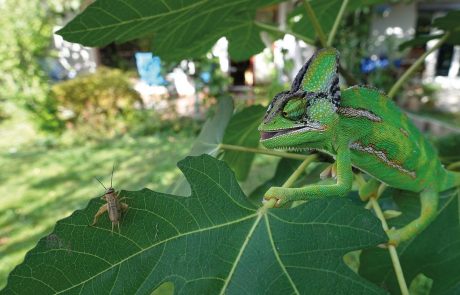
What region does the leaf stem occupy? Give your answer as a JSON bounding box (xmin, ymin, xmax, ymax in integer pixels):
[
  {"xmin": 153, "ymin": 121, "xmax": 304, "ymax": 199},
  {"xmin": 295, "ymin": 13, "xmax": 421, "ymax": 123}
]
[
  {"xmin": 302, "ymin": 0, "xmax": 327, "ymax": 47},
  {"xmin": 254, "ymin": 21, "xmax": 315, "ymax": 45},
  {"xmin": 218, "ymin": 143, "xmax": 312, "ymax": 160},
  {"xmin": 388, "ymin": 32, "xmax": 450, "ymax": 99},
  {"xmin": 327, "ymin": 0, "xmax": 349, "ymax": 46},
  {"xmin": 369, "ymin": 197, "xmax": 409, "ymax": 295}
]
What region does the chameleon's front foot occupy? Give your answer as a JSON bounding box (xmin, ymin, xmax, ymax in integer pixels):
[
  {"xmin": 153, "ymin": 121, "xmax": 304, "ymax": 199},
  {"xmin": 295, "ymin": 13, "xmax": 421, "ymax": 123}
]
[{"xmin": 264, "ymin": 187, "xmax": 292, "ymax": 207}]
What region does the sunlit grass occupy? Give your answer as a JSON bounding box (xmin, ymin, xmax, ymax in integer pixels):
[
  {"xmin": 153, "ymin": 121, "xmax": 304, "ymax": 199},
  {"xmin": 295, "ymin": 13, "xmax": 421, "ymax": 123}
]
[{"xmin": 0, "ymin": 133, "xmax": 194, "ymax": 289}]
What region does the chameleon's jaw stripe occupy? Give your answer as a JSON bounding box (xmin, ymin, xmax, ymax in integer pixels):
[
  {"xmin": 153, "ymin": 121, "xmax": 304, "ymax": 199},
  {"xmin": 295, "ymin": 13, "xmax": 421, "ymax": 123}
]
[{"xmin": 260, "ymin": 125, "xmax": 323, "ymax": 141}]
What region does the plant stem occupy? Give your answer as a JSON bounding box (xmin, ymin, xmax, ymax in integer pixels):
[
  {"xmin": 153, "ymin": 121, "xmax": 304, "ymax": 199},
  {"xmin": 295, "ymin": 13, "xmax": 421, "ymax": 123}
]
[
  {"xmin": 263, "ymin": 156, "xmax": 316, "ymax": 209},
  {"xmin": 302, "ymin": 0, "xmax": 327, "ymax": 47},
  {"xmin": 219, "ymin": 143, "xmax": 312, "ymax": 160},
  {"xmin": 327, "ymin": 0, "xmax": 349, "ymax": 46},
  {"xmin": 254, "ymin": 21, "xmax": 315, "ymax": 45},
  {"xmin": 388, "ymin": 32, "xmax": 450, "ymax": 99},
  {"xmin": 369, "ymin": 197, "xmax": 409, "ymax": 295},
  {"xmin": 282, "ymin": 155, "xmax": 317, "ymax": 188}
]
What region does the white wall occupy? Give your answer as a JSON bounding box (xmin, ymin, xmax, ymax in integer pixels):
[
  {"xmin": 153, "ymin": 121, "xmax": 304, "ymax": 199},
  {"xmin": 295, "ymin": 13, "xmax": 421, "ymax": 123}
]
[{"xmin": 370, "ymin": 2, "xmax": 417, "ymax": 54}]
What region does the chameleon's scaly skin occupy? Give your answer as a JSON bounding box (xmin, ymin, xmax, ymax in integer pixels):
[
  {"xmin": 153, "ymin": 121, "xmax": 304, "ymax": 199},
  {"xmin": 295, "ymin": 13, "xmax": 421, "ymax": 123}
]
[{"xmin": 259, "ymin": 48, "xmax": 460, "ymax": 245}]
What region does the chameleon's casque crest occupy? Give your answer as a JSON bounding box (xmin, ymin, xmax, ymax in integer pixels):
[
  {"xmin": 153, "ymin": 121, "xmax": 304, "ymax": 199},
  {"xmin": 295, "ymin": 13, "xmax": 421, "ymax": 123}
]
[
  {"xmin": 263, "ymin": 48, "xmax": 340, "ymax": 124},
  {"xmin": 292, "ymin": 47, "xmax": 340, "ymax": 103}
]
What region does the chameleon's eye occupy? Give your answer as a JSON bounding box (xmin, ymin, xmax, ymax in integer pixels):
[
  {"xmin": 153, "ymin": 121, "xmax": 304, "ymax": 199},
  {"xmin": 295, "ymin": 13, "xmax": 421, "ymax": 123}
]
[{"xmin": 282, "ymin": 98, "xmax": 307, "ymax": 121}]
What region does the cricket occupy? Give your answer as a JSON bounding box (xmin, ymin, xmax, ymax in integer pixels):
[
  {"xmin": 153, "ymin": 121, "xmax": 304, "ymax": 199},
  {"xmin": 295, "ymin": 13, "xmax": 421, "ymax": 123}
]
[{"xmin": 91, "ymin": 166, "xmax": 128, "ymax": 233}]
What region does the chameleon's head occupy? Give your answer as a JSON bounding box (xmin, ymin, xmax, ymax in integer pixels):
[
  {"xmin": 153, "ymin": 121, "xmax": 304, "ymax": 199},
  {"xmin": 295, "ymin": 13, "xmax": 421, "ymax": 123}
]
[{"xmin": 259, "ymin": 48, "xmax": 340, "ymax": 150}]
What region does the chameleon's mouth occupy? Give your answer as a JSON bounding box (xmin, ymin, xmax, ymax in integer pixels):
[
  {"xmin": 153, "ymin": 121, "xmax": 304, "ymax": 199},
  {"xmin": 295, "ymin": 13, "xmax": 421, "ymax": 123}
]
[
  {"xmin": 260, "ymin": 126, "xmax": 306, "ymax": 140},
  {"xmin": 260, "ymin": 124, "xmax": 325, "ymax": 141}
]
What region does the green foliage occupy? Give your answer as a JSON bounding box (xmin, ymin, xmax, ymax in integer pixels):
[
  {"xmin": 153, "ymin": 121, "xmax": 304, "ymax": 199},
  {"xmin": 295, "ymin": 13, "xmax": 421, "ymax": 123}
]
[
  {"xmin": 3, "ymin": 155, "xmax": 387, "ymax": 294},
  {"xmin": 0, "ymin": 0, "xmax": 79, "ymax": 132},
  {"xmin": 359, "ymin": 188, "xmax": 460, "ymax": 294},
  {"xmin": 5, "ymin": 0, "xmax": 460, "ymax": 294},
  {"xmin": 168, "ymin": 96, "xmax": 234, "ymax": 196},
  {"xmin": 57, "ymin": 0, "xmax": 285, "ymax": 61},
  {"xmin": 435, "ymin": 134, "xmax": 460, "ymax": 165},
  {"xmin": 400, "ymin": 11, "xmax": 460, "ymax": 50},
  {"xmin": 289, "ymin": 0, "xmax": 385, "ymax": 42},
  {"xmin": 51, "ymin": 67, "xmax": 142, "ymax": 139},
  {"xmin": 222, "ymin": 105, "xmax": 266, "ymax": 180}
]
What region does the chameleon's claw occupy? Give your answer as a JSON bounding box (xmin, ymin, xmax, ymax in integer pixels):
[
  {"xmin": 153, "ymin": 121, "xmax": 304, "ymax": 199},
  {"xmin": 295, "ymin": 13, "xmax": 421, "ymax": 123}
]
[{"xmin": 264, "ymin": 187, "xmax": 290, "ymax": 207}]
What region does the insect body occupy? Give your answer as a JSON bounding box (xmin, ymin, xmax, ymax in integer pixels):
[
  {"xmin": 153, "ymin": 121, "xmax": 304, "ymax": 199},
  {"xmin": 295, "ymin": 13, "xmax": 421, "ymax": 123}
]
[
  {"xmin": 259, "ymin": 48, "xmax": 460, "ymax": 245},
  {"xmin": 92, "ymin": 168, "xmax": 128, "ymax": 233}
]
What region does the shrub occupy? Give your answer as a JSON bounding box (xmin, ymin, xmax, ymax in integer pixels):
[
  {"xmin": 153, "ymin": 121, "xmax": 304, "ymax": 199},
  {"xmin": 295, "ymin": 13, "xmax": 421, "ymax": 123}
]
[{"xmin": 51, "ymin": 67, "xmax": 143, "ymax": 139}]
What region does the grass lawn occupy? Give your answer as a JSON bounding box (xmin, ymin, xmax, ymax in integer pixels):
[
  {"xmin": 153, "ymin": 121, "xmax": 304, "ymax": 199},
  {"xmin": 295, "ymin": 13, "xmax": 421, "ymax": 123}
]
[{"xmin": 0, "ymin": 132, "xmax": 196, "ymax": 289}]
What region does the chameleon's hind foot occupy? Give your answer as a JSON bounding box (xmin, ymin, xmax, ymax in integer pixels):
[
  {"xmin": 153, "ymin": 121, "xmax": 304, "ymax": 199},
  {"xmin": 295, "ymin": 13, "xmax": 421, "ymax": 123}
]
[{"xmin": 385, "ymin": 228, "xmax": 401, "ymax": 246}]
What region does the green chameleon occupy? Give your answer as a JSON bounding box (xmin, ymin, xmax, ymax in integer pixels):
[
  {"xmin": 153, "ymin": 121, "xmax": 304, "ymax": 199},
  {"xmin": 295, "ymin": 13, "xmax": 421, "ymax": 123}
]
[{"xmin": 258, "ymin": 48, "xmax": 460, "ymax": 245}]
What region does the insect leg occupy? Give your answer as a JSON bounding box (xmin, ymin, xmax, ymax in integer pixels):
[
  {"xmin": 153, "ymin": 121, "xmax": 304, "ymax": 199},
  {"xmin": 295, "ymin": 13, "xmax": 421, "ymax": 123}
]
[{"xmin": 92, "ymin": 204, "xmax": 108, "ymax": 226}]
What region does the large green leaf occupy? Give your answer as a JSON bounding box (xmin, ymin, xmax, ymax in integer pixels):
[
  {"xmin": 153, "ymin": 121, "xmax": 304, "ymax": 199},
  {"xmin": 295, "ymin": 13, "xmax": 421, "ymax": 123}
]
[
  {"xmin": 433, "ymin": 10, "xmax": 460, "ymax": 36},
  {"xmin": 3, "ymin": 155, "xmax": 387, "ymax": 294},
  {"xmin": 359, "ymin": 188, "xmax": 460, "ymax": 295},
  {"xmin": 57, "ymin": 0, "xmax": 283, "ymax": 61},
  {"xmin": 222, "ymin": 105, "xmax": 266, "ymax": 181},
  {"xmin": 168, "ymin": 96, "xmax": 233, "ymax": 196}
]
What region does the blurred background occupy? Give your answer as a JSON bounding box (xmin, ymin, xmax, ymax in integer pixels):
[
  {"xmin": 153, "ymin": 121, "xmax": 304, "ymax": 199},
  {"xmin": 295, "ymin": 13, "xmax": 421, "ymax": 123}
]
[{"xmin": 0, "ymin": 0, "xmax": 459, "ymax": 289}]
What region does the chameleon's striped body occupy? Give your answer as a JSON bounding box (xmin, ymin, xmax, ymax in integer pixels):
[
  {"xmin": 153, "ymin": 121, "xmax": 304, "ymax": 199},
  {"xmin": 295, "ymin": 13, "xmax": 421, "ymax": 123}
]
[
  {"xmin": 259, "ymin": 48, "xmax": 460, "ymax": 245},
  {"xmin": 339, "ymin": 86, "xmax": 459, "ymax": 193}
]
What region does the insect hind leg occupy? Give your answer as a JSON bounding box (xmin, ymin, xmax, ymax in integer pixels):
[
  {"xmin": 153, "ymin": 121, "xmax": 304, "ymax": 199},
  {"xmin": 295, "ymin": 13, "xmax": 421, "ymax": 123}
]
[{"xmin": 92, "ymin": 204, "xmax": 108, "ymax": 226}]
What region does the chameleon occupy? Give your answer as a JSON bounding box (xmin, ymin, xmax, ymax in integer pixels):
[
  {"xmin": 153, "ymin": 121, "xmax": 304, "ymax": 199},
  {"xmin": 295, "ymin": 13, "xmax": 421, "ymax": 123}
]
[{"xmin": 258, "ymin": 47, "xmax": 460, "ymax": 245}]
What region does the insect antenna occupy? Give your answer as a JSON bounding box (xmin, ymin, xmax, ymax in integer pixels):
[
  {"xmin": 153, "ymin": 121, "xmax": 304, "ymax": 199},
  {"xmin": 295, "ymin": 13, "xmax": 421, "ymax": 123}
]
[
  {"xmin": 95, "ymin": 177, "xmax": 107, "ymax": 190},
  {"xmin": 110, "ymin": 163, "xmax": 116, "ymax": 188}
]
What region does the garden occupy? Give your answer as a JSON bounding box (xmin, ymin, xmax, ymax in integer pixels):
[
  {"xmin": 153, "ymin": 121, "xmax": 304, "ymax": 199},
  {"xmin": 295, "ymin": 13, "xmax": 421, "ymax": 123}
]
[{"xmin": 1, "ymin": 0, "xmax": 460, "ymax": 294}]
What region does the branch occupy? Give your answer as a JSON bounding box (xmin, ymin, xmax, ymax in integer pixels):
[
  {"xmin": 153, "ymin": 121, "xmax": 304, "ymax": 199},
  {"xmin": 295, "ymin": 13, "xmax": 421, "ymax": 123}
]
[
  {"xmin": 327, "ymin": 0, "xmax": 349, "ymax": 46},
  {"xmin": 369, "ymin": 197, "xmax": 409, "ymax": 295},
  {"xmin": 254, "ymin": 21, "xmax": 315, "ymax": 45},
  {"xmin": 302, "ymin": 0, "xmax": 327, "ymax": 47},
  {"xmin": 388, "ymin": 32, "xmax": 450, "ymax": 99}
]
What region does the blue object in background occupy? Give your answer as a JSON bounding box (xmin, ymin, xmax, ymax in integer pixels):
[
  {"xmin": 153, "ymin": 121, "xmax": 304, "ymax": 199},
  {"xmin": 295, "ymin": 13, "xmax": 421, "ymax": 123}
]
[
  {"xmin": 200, "ymin": 71, "xmax": 211, "ymax": 84},
  {"xmin": 360, "ymin": 55, "xmax": 391, "ymax": 74},
  {"xmin": 135, "ymin": 52, "xmax": 166, "ymax": 86}
]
